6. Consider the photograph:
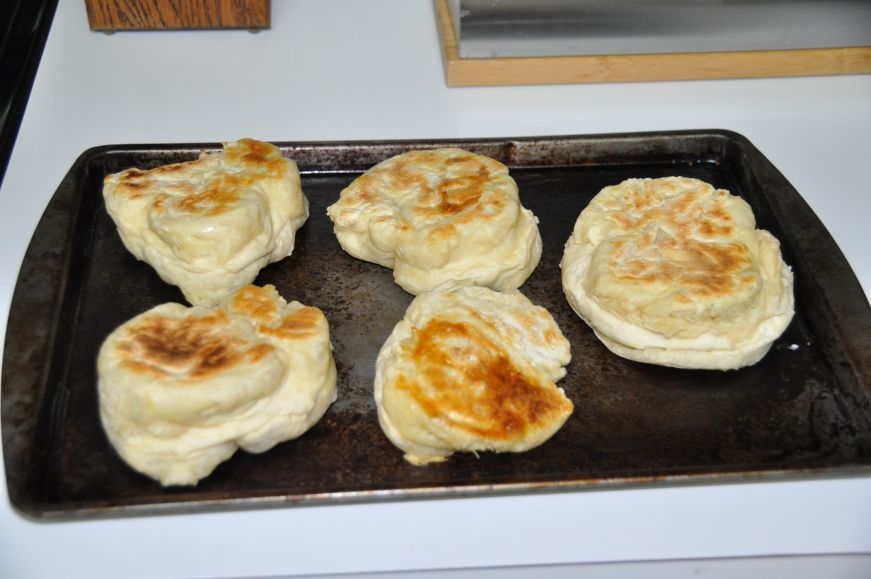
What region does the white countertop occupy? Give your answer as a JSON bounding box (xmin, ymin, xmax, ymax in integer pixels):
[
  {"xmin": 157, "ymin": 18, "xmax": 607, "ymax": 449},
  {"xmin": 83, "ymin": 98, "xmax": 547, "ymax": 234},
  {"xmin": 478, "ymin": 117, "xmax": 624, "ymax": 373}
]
[{"xmin": 2, "ymin": 1, "xmax": 870, "ymax": 578}]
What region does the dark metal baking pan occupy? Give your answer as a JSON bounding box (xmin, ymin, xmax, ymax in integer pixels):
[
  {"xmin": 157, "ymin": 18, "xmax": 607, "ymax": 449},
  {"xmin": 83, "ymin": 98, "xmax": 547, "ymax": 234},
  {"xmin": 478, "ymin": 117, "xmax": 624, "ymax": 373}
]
[{"xmin": 4, "ymin": 130, "xmax": 870, "ymax": 519}]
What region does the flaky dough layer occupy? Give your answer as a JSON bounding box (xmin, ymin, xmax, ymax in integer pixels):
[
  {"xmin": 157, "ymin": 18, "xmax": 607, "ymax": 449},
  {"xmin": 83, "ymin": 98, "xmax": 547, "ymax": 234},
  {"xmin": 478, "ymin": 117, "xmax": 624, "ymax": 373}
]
[
  {"xmin": 327, "ymin": 148, "xmax": 541, "ymax": 294},
  {"xmin": 561, "ymin": 177, "xmax": 794, "ymax": 370},
  {"xmin": 374, "ymin": 284, "xmax": 573, "ymax": 465},
  {"xmin": 98, "ymin": 285, "xmax": 336, "ymax": 486},
  {"xmin": 103, "ymin": 139, "xmax": 308, "ymax": 306}
]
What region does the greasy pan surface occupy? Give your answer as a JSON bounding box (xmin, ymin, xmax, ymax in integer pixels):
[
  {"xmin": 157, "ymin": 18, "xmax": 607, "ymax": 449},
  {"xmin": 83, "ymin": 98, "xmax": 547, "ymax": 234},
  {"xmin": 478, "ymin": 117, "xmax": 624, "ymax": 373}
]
[{"xmin": 4, "ymin": 130, "xmax": 870, "ymax": 518}]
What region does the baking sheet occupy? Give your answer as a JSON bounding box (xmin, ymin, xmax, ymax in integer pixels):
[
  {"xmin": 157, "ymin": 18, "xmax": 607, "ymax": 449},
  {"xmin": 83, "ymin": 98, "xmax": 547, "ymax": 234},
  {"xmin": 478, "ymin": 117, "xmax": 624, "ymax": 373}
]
[{"xmin": 3, "ymin": 130, "xmax": 870, "ymax": 519}]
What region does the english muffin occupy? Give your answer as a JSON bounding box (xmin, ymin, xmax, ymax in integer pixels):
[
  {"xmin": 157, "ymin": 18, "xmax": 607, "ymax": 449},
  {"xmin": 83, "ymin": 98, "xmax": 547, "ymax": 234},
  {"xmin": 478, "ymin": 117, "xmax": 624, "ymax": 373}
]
[
  {"xmin": 374, "ymin": 284, "xmax": 573, "ymax": 465},
  {"xmin": 97, "ymin": 284, "xmax": 336, "ymax": 486},
  {"xmin": 103, "ymin": 139, "xmax": 308, "ymax": 306},
  {"xmin": 326, "ymin": 148, "xmax": 541, "ymax": 295},
  {"xmin": 561, "ymin": 177, "xmax": 794, "ymax": 370}
]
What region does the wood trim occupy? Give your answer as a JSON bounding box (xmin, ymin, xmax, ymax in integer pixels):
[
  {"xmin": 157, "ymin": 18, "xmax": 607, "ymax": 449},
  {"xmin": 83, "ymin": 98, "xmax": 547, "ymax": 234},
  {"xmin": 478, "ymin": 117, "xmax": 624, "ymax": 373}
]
[{"xmin": 434, "ymin": 0, "xmax": 871, "ymax": 86}]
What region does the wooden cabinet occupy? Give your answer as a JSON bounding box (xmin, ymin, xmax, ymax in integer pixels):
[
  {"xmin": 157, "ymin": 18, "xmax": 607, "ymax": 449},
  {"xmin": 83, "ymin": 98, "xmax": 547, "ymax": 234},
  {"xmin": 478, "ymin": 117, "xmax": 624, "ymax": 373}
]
[{"xmin": 85, "ymin": 0, "xmax": 270, "ymax": 31}]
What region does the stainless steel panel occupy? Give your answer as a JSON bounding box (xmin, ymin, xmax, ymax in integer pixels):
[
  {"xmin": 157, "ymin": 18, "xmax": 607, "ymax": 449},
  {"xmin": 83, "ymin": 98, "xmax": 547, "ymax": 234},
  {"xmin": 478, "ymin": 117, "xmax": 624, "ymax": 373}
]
[{"xmin": 448, "ymin": 0, "xmax": 871, "ymax": 58}]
